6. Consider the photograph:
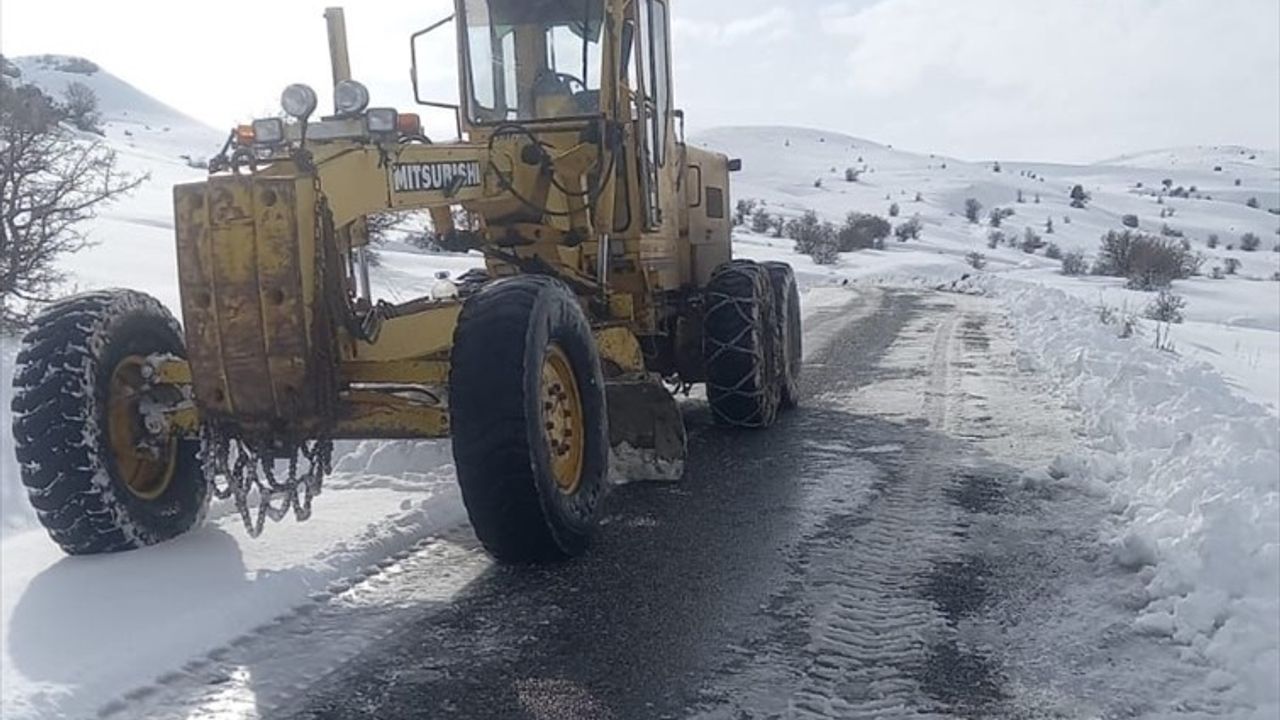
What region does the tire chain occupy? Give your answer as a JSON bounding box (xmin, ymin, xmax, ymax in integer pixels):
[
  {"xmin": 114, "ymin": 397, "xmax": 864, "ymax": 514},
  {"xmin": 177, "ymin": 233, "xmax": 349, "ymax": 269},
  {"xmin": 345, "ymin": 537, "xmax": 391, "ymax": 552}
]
[
  {"xmin": 202, "ymin": 425, "xmax": 333, "ymax": 538},
  {"xmin": 704, "ymin": 264, "xmax": 775, "ymax": 427},
  {"xmin": 198, "ymin": 161, "xmax": 340, "ymax": 539}
]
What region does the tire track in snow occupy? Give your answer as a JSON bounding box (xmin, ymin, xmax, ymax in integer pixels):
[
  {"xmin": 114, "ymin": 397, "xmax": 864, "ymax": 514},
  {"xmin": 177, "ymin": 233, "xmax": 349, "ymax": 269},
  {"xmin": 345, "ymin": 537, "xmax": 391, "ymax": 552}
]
[
  {"xmin": 787, "ymin": 311, "xmax": 987, "ymax": 719},
  {"xmin": 689, "ymin": 295, "xmax": 1025, "ymax": 720}
]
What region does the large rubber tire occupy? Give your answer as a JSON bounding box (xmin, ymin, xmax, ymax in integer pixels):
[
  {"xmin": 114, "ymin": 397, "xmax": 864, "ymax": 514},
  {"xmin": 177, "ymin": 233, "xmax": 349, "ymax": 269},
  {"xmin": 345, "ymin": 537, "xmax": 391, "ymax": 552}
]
[
  {"xmin": 763, "ymin": 261, "xmax": 802, "ymax": 409},
  {"xmin": 703, "ymin": 260, "xmax": 781, "ymax": 428},
  {"xmin": 10, "ymin": 290, "xmax": 208, "ymax": 555},
  {"xmin": 449, "ymin": 275, "xmax": 609, "ymax": 563}
]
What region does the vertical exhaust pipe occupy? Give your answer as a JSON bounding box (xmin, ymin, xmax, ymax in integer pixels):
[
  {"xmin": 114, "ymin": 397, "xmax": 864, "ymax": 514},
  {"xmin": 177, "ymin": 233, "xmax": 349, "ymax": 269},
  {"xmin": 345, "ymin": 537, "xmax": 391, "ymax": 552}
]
[{"xmin": 324, "ymin": 7, "xmax": 353, "ymax": 88}]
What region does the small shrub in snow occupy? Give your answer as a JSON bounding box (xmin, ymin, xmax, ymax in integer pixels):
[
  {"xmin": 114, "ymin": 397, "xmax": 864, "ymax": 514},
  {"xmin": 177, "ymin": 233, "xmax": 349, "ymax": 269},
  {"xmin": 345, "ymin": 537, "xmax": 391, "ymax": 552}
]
[
  {"xmin": 914, "ymin": 192, "xmax": 923, "ymax": 202},
  {"xmin": 965, "ymin": 251, "xmax": 987, "ymax": 269},
  {"xmin": 1060, "ymin": 250, "xmax": 1087, "ymax": 275},
  {"xmin": 1122, "ymin": 214, "xmax": 1140, "ymax": 228},
  {"xmin": 888, "ymin": 202, "xmax": 900, "ymax": 218},
  {"xmin": 1143, "ymin": 290, "xmax": 1186, "ymax": 324},
  {"xmin": 770, "ymin": 215, "xmax": 785, "ymax": 238},
  {"xmin": 787, "ymin": 211, "xmax": 838, "ymax": 264},
  {"xmin": 1045, "ymin": 242, "xmax": 1062, "ymax": 259},
  {"xmin": 964, "ymin": 198, "xmax": 983, "ymax": 224},
  {"xmin": 1045, "ymin": 217, "xmax": 1055, "ymax": 234},
  {"xmin": 1063, "ymin": 215, "xmax": 1071, "ymax": 224},
  {"xmin": 813, "ymin": 178, "xmax": 823, "ymax": 189},
  {"xmin": 844, "ymin": 168, "xmax": 860, "ymax": 182},
  {"xmin": 1021, "ymin": 227, "xmax": 1044, "ymax": 253},
  {"xmin": 1224, "ymin": 257, "xmax": 1241, "ymax": 275},
  {"xmin": 988, "ymin": 207, "xmax": 1015, "ymax": 228},
  {"xmin": 837, "ymin": 213, "xmax": 892, "ymax": 251},
  {"xmin": 894, "ymin": 217, "xmax": 922, "ymax": 242},
  {"xmin": 1160, "ymin": 224, "xmax": 1184, "ymax": 238},
  {"xmin": 808, "ymin": 233, "xmax": 839, "ymax": 265},
  {"xmin": 1234, "ymin": 178, "xmax": 1242, "ymax": 186},
  {"xmin": 1245, "ymin": 197, "xmax": 1259, "ymax": 209},
  {"xmin": 987, "ymin": 231, "xmax": 1003, "ymax": 249},
  {"xmin": 750, "ymin": 208, "xmax": 773, "ymax": 234},
  {"xmin": 1094, "ymin": 230, "xmax": 1200, "ymax": 289},
  {"xmin": 1069, "ymin": 184, "xmax": 1090, "ymax": 209},
  {"xmin": 992, "ymin": 161, "xmax": 1002, "ymax": 173},
  {"xmin": 733, "ymin": 198, "xmax": 758, "ymax": 226},
  {"xmin": 1097, "ymin": 303, "xmax": 1137, "ymax": 339},
  {"xmin": 1033, "ymin": 193, "xmax": 1041, "ymax": 204},
  {"xmin": 1016, "ymin": 189, "xmax": 1025, "ymax": 203},
  {"xmin": 1239, "ymin": 232, "xmax": 1260, "ymax": 252},
  {"xmin": 1207, "ymin": 234, "xmax": 1219, "ymax": 249}
]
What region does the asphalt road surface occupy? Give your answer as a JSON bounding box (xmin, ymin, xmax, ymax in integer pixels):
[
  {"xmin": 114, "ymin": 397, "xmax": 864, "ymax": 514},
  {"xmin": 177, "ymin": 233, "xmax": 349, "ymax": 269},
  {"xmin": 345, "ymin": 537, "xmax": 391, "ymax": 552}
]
[
  {"xmin": 274, "ymin": 287, "xmax": 1083, "ymax": 720},
  {"xmin": 130, "ymin": 287, "xmax": 1191, "ymax": 720}
]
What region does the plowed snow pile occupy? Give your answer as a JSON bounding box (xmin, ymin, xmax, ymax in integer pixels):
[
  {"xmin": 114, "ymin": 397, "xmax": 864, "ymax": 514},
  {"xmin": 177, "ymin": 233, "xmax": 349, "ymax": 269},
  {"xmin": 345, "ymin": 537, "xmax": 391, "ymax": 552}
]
[{"xmin": 996, "ymin": 280, "xmax": 1279, "ymax": 716}]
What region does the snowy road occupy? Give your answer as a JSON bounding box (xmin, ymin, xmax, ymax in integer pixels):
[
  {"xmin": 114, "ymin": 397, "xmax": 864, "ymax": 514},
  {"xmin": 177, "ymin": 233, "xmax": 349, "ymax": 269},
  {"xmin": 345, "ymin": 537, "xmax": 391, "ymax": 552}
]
[{"xmin": 19, "ymin": 287, "xmax": 1252, "ymax": 720}]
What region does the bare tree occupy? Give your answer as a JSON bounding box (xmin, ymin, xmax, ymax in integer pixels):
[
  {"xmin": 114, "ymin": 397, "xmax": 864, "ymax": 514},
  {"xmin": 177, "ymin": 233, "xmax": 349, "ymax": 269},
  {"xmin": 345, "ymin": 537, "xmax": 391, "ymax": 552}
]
[
  {"xmin": 62, "ymin": 81, "xmax": 103, "ymax": 134},
  {"xmin": 1, "ymin": 79, "xmax": 145, "ymax": 328}
]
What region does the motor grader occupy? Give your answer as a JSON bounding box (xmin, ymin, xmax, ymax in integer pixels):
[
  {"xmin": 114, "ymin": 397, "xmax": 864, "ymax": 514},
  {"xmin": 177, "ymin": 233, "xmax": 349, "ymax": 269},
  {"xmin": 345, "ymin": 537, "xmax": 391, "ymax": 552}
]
[{"xmin": 10, "ymin": 0, "xmax": 801, "ymax": 562}]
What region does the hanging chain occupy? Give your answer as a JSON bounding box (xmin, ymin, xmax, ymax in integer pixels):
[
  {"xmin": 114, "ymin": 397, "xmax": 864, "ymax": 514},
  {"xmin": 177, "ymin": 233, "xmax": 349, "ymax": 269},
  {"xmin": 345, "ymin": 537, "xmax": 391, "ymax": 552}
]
[
  {"xmin": 201, "ymin": 425, "xmax": 333, "ymax": 538},
  {"xmin": 196, "ymin": 152, "xmax": 344, "ymax": 539}
]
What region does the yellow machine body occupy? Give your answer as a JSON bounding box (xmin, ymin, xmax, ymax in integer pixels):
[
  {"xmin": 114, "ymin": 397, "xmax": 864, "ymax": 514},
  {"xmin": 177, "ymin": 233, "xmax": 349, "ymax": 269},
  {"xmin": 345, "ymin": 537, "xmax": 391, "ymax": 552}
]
[{"xmin": 167, "ymin": 0, "xmax": 736, "ymax": 466}]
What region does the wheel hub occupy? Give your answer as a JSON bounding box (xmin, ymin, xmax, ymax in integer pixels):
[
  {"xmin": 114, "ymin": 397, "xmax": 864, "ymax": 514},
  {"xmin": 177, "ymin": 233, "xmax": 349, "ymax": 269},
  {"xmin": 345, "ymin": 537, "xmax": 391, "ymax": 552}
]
[
  {"xmin": 107, "ymin": 355, "xmax": 178, "ymax": 500},
  {"xmin": 540, "ymin": 344, "xmax": 585, "ymax": 495}
]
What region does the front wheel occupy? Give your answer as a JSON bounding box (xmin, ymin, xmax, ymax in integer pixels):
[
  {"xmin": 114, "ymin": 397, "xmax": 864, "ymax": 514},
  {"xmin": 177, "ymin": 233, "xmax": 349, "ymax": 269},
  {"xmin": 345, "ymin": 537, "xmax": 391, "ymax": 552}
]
[
  {"xmin": 10, "ymin": 290, "xmax": 208, "ymax": 555},
  {"xmin": 449, "ymin": 275, "xmax": 609, "ymax": 563}
]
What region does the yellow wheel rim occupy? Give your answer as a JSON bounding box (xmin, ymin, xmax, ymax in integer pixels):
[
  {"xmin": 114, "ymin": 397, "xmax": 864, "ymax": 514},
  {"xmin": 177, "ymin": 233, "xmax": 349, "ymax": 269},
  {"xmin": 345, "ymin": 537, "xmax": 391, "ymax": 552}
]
[
  {"xmin": 107, "ymin": 355, "xmax": 178, "ymax": 501},
  {"xmin": 540, "ymin": 344, "xmax": 585, "ymax": 495}
]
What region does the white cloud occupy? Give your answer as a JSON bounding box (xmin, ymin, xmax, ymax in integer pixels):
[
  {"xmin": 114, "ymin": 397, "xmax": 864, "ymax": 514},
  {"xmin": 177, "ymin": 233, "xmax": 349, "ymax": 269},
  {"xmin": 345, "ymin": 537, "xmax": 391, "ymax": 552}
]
[
  {"xmin": 816, "ymin": 0, "xmax": 1280, "ymax": 159},
  {"xmin": 673, "ymin": 7, "xmax": 794, "ymax": 45}
]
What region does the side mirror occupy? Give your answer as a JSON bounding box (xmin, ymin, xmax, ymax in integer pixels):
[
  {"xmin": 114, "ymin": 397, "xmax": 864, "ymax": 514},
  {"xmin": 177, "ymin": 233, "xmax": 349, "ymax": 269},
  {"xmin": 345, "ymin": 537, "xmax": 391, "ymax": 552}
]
[
  {"xmin": 727, "ymin": 158, "xmax": 742, "ymax": 172},
  {"xmin": 410, "ymin": 15, "xmax": 461, "ymax": 111}
]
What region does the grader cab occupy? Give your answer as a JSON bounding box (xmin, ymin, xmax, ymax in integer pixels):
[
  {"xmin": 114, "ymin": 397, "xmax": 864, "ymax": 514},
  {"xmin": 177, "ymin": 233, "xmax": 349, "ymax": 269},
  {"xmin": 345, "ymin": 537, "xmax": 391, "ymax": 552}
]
[{"xmin": 10, "ymin": 0, "xmax": 801, "ymax": 562}]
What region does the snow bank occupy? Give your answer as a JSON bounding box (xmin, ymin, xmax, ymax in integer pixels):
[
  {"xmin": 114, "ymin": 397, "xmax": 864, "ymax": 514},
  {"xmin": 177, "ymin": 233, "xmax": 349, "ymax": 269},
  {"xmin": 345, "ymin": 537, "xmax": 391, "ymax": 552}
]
[{"xmin": 995, "ymin": 281, "xmax": 1280, "ymax": 716}]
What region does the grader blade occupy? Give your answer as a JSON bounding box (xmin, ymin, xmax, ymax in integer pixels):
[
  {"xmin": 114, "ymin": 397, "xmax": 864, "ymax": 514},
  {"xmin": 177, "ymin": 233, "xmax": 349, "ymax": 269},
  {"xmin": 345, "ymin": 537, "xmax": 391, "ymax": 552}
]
[{"xmin": 606, "ymin": 380, "xmax": 687, "ymax": 483}]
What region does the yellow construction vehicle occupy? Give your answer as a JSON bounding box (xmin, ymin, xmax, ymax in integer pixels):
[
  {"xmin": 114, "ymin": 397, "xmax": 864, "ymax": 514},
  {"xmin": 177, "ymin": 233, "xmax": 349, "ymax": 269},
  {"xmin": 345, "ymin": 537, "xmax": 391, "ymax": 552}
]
[{"xmin": 10, "ymin": 0, "xmax": 801, "ymax": 562}]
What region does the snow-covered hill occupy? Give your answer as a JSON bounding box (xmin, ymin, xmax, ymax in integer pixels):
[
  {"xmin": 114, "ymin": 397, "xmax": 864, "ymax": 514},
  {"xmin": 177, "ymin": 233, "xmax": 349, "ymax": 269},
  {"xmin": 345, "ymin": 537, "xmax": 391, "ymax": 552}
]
[{"xmin": 695, "ymin": 126, "xmax": 1280, "ymax": 411}]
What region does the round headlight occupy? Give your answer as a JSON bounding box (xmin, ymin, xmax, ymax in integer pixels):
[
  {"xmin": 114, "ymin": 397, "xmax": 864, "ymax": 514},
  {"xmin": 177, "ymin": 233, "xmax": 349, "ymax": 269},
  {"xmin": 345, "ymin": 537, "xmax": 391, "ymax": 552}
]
[
  {"xmin": 281, "ymin": 84, "xmax": 318, "ymax": 119},
  {"xmin": 334, "ymin": 79, "xmax": 370, "ymax": 116}
]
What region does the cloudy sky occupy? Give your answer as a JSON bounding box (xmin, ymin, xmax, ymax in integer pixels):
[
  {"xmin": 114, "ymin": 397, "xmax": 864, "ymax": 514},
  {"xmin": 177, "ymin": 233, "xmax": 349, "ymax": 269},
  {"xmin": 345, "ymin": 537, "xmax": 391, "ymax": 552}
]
[{"xmin": 3, "ymin": 0, "xmax": 1277, "ymax": 162}]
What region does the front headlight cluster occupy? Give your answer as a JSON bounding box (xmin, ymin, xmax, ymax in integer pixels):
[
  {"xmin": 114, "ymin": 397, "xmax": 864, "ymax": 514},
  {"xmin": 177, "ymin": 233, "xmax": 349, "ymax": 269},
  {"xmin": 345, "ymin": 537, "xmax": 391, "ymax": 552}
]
[
  {"xmin": 278, "ymin": 80, "xmax": 375, "ymax": 121},
  {"xmin": 333, "ymin": 80, "xmax": 370, "ymax": 116},
  {"xmin": 281, "ymin": 84, "xmax": 318, "ymax": 119},
  {"xmin": 240, "ymin": 80, "xmax": 417, "ymax": 150}
]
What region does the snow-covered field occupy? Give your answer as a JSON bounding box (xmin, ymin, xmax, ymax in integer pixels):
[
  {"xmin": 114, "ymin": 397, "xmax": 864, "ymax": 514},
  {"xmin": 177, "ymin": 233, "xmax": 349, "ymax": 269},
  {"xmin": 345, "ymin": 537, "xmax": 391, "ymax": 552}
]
[
  {"xmin": 695, "ymin": 126, "xmax": 1280, "ymax": 414},
  {"xmin": 1, "ymin": 58, "xmax": 1277, "ymax": 718}
]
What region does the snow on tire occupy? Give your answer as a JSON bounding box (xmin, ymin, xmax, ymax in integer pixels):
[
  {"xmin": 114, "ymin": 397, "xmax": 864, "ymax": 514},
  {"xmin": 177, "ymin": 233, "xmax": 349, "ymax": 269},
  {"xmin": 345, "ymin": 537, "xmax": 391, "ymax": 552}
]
[
  {"xmin": 10, "ymin": 289, "xmax": 208, "ymax": 555},
  {"xmin": 703, "ymin": 260, "xmax": 781, "ymax": 428}
]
